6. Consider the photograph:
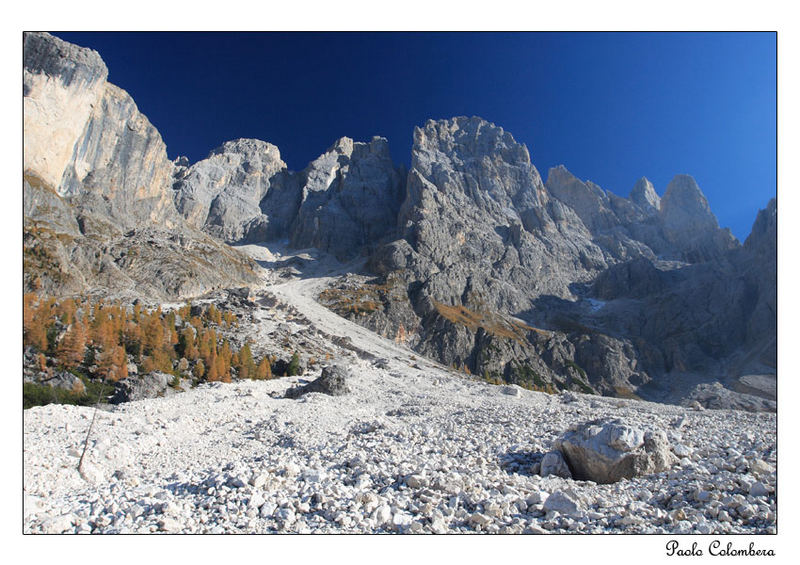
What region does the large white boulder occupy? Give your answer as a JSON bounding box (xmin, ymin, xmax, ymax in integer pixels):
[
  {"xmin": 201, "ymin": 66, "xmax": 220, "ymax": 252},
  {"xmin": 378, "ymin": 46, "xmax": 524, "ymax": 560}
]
[{"xmin": 555, "ymin": 418, "xmax": 677, "ymax": 484}]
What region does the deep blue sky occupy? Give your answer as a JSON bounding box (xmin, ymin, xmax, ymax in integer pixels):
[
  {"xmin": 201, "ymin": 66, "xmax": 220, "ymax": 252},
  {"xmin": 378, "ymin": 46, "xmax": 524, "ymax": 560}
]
[{"xmin": 54, "ymin": 32, "xmax": 776, "ymax": 241}]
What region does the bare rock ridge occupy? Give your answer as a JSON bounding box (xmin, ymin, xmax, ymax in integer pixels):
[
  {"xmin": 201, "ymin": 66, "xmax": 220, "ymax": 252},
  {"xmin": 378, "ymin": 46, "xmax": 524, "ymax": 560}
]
[{"xmin": 23, "ymin": 33, "xmax": 776, "ymax": 406}]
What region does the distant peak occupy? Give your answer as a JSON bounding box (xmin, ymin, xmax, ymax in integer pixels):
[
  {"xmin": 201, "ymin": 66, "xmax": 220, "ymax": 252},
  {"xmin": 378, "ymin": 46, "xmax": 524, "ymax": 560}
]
[
  {"xmin": 209, "ymin": 138, "xmax": 281, "ymax": 160},
  {"xmin": 661, "ymin": 175, "xmax": 710, "ymax": 214},
  {"xmin": 629, "ymin": 177, "xmax": 660, "ymax": 211}
]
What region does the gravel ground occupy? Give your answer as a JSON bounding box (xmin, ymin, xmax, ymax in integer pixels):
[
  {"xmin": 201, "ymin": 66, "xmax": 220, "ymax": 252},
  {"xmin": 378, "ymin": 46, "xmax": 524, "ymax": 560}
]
[{"xmin": 22, "ymin": 246, "xmax": 777, "ymax": 534}]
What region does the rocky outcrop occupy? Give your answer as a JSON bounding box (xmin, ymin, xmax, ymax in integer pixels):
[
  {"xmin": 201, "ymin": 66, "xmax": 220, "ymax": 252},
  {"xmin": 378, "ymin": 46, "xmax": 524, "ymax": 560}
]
[
  {"xmin": 111, "ymin": 372, "xmax": 190, "ymax": 404},
  {"xmin": 629, "ymin": 177, "xmax": 660, "ymax": 212},
  {"xmin": 25, "ymin": 32, "xmax": 178, "ymax": 228},
  {"xmin": 172, "ymin": 139, "xmax": 294, "ymax": 243}
]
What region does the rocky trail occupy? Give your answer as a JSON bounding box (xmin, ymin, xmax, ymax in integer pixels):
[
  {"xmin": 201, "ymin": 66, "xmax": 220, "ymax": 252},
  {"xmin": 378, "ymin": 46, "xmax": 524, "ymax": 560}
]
[{"xmin": 23, "ymin": 245, "xmax": 777, "ymax": 535}]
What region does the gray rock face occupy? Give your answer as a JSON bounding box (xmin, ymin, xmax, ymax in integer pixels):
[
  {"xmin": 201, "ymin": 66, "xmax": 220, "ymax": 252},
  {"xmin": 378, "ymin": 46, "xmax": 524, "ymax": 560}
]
[
  {"xmin": 323, "ymin": 117, "xmax": 773, "ymax": 401},
  {"xmin": 285, "ymin": 364, "xmax": 352, "ymax": 398},
  {"xmin": 629, "ymin": 177, "xmax": 660, "ymax": 212},
  {"xmin": 172, "ymin": 139, "xmax": 292, "ymax": 243},
  {"xmin": 555, "ymin": 418, "xmax": 677, "ymax": 483},
  {"xmin": 291, "ymin": 136, "xmax": 405, "ymax": 260},
  {"xmin": 390, "ymin": 116, "xmax": 606, "ymax": 310},
  {"xmin": 659, "ymin": 175, "xmax": 739, "ymax": 262},
  {"xmin": 25, "ymin": 32, "xmax": 178, "ymax": 229}
]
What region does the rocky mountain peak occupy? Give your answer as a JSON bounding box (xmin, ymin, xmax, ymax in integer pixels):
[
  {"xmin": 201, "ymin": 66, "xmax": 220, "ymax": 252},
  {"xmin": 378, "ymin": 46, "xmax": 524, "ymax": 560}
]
[
  {"xmin": 413, "ymin": 116, "xmax": 531, "ymax": 172},
  {"xmin": 545, "ymin": 165, "xmax": 618, "ymax": 232},
  {"xmin": 629, "ymin": 176, "xmax": 660, "ymax": 211},
  {"xmin": 744, "ymin": 197, "xmax": 777, "ymax": 252},
  {"xmin": 208, "ymin": 138, "xmax": 283, "ymax": 163},
  {"xmin": 658, "ymin": 175, "xmax": 738, "ymax": 262},
  {"xmin": 660, "ymin": 174, "xmax": 713, "ymax": 219}
]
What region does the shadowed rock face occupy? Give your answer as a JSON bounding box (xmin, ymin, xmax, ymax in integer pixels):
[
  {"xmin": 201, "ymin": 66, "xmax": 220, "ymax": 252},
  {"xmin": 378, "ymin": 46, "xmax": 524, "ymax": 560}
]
[{"xmin": 290, "ymin": 136, "xmax": 405, "ymax": 260}]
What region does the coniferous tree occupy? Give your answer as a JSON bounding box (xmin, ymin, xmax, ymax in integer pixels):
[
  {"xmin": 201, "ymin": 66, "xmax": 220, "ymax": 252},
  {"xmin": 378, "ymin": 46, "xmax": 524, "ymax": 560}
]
[{"xmin": 57, "ymin": 319, "xmax": 87, "ymax": 369}]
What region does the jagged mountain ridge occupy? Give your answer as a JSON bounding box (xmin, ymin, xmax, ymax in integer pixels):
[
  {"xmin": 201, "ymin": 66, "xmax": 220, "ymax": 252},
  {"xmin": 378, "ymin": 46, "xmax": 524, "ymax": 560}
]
[{"xmin": 23, "ymin": 32, "xmax": 776, "ymax": 405}]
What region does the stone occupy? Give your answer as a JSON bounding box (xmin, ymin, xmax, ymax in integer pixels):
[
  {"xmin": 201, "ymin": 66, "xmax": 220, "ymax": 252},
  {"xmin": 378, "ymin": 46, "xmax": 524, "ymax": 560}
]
[
  {"xmin": 555, "ymin": 418, "xmax": 678, "ymax": 484},
  {"xmin": 540, "ymin": 451, "xmax": 572, "ymax": 479},
  {"xmin": 468, "ymin": 512, "xmax": 492, "ymax": 527},
  {"xmin": 430, "ymin": 517, "xmax": 448, "ymax": 534},
  {"xmin": 542, "ymin": 490, "xmax": 581, "ymax": 515},
  {"xmin": 41, "ymin": 514, "xmax": 75, "ymax": 534},
  {"xmin": 392, "ymin": 512, "xmax": 413, "ymax": 529},
  {"xmin": 110, "ymin": 372, "xmax": 176, "ymax": 404},
  {"xmin": 158, "ymin": 517, "xmax": 182, "ymax": 533},
  {"xmin": 673, "ymin": 444, "xmax": 692, "ymax": 458},
  {"xmin": 285, "ymin": 364, "xmax": 352, "ymax": 398},
  {"xmin": 749, "ymin": 482, "xmax": 770, "ymax": 498},
  {"xmin": 374, "ymin": 505, "xmax": 392, "ymax": 525},
  {"xmin": 750, "ymin": 459, "xmax": 774, "ymax": 476},
  {"xmin": 501, "ymin": 385, "xmax": 520, "ymax": 396}
]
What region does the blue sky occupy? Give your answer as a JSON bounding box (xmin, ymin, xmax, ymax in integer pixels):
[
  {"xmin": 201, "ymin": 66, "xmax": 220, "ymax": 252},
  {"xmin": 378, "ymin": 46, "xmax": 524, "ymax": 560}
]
[{"xmin": 54, "ymin": 32, "xmax": 776, "ymax": 242}]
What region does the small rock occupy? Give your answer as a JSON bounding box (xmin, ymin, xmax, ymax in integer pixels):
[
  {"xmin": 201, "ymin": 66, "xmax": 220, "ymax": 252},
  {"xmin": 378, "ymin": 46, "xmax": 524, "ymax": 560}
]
[
  {"xmin": 392, "ymin": 512, "xmax": 412, "ymax": 529},
  {"xmin": 158, "ymin": 517, "xmax": 182, "ymax": 533},
  {"xmin": 749, "ymin": 482, "xmax": 770, "ymax": 498},
  {"xmin": 750, "ymin": 459, "xmax": 774, "ymax": 476},
  {"xmin": 251, "ymin": 473, "xmax": 269, "ymax": 489},
  {"xmin": 430, "ymin": 517, "xmax": 447, "ymax": 534},
  {"xmin": 374, "ymin": 505, "xmax": 392, "ymax": 525},
  {"xmin": 406, "ymin": 474, "xmax": 425, "ymax": 489},
  {"xmin": 468, "ymin": 512, "xmax": 492, "ymax": 527},
  {"xmin": 543, "ymin": 490, "xmax": 581, "ymax": 515},
  {"xmin": 673, "ymin": 444, "xmax": 692, "ymax": 458},
  {"xmin": 41, "ymin": 514, "xmax": 74, "ymax": 534}
]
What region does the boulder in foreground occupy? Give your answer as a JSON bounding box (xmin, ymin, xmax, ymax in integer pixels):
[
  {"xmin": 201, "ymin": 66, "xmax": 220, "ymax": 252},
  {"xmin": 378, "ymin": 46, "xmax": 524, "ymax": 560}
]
[{"xmin": 555, "ymin": 418, "xmax": 677, "ymax": 484}]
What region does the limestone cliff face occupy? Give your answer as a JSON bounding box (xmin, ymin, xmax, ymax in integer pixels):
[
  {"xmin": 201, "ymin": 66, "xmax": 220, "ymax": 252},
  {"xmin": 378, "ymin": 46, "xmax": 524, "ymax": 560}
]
[
  {"xmin": 24, "ymin": 32, "xmax": 107, "ymax": 193},
  {"xmin": 24, "ymin": 32, "xmax": 178, "ymax": 228},
  {"xmin": 172, "ymin": 138, "xmax": 291, "ymax": 242},
  {"xmin": 23, "ymin": 33, "xmax": 258, "ymax": 299}
]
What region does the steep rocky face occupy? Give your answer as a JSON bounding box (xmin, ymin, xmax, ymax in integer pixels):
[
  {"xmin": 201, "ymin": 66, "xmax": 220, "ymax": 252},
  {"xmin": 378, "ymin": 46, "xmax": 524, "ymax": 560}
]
[
  {"xmin": 172, "ymin": 139, "xmax": 293, "ymax": 243},
  {"xmin": 291, "ymin": 136, "xmax": 405, "ymax": 260},
  {"xmin": 23, "ymin": 32, "xmax": 108, "ymax": 192},
  {"xmin": 25, "ymin": 33, "xmax": 178, "ymax": 228},
  {"xmin": 629, "ymin": 177, "xmax": 660, "ymax": 212},
  {"xmin": 23, "ymin": 33, "xmax": 259, "ymax": 299},
  {"xmin": 388, "ymin": 116, "xmax": 609, "ymax": 310},
  {"xmin": 659, "ymin": 175, "xmax": 739, "ymax": 263}
]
